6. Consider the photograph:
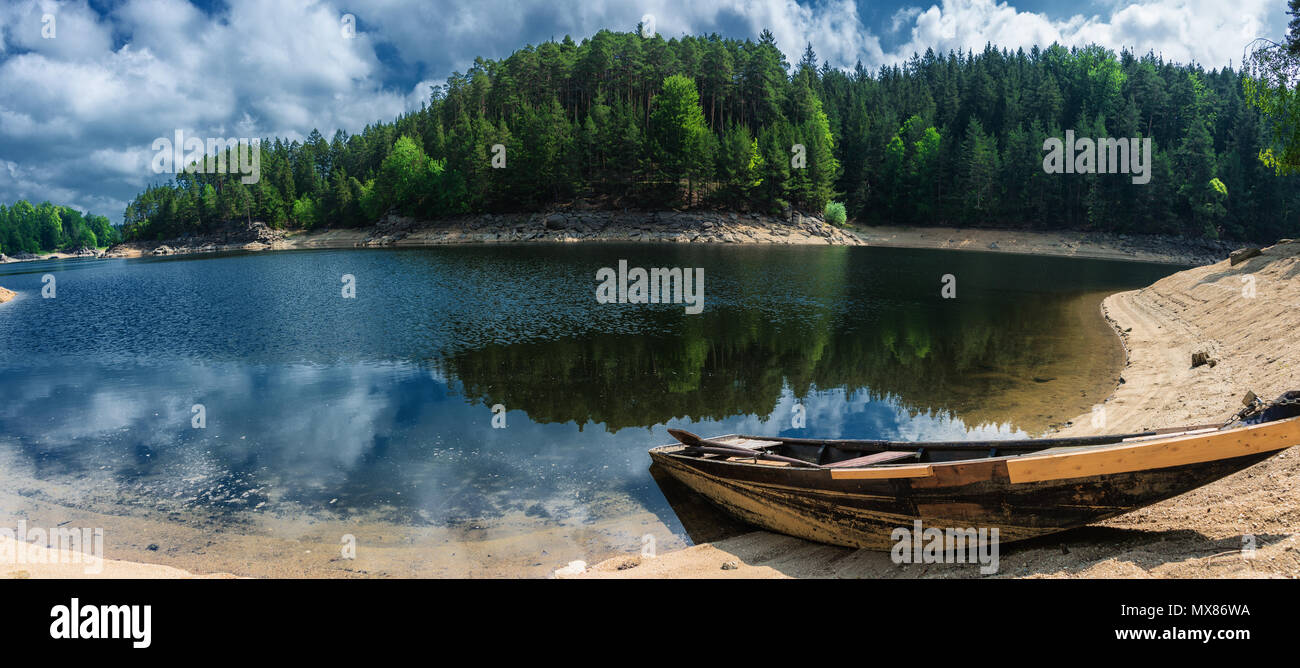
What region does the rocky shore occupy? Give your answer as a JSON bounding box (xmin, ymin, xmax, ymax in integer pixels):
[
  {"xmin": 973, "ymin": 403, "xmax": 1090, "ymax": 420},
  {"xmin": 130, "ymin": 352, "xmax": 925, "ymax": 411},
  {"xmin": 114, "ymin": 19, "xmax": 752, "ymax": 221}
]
[
  {"xmin": 99, "ymin": 209, "xmax": 863, "ymax": 259},
  {"xmin": 101, "ymin": 219, "xmax": 289, "ymax": 259},
  {"xmin": 0, "ymin": 247, "xmax": 103, "ymax": 263},
  {"xmin": 5, "ymin": 210, "xmax": 1255, "ymax": 266}
]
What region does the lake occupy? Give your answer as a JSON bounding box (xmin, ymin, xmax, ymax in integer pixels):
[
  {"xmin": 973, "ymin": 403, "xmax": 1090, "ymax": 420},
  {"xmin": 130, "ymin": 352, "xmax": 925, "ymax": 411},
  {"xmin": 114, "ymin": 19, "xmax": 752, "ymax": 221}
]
[{"xmin": 0, "ymin": 244, "xmax": 1180, "ymax": 576}]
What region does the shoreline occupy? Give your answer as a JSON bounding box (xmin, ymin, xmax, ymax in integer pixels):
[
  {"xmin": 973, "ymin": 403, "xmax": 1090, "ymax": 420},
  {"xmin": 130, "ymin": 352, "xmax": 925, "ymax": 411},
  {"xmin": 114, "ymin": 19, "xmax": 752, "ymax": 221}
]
[
  {"xmin": 575, "ymin": 239, "xmax": 1300, "ymax": 578},
  {"xmin": 851, "ymin": 225, "xmax": 1235, "ymax": 266},
  {"xmin": 1, "ymin": 212, "xmax": 1244, "ymax": 267},
  {"xmin": 7, "ymin": 226, "xmax": 1288, "ymax": 580},
  {"xmin": 0, "ymin": 535, "xmax": 236, "ymax": 579}
]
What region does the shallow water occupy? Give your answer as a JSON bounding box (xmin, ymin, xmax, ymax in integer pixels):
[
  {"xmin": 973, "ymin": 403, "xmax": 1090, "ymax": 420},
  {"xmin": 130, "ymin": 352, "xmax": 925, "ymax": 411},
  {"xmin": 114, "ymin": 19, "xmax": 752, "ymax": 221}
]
[{"xmin": 0, "ymin": 244, "xmax": 1180, "ymax": 576}]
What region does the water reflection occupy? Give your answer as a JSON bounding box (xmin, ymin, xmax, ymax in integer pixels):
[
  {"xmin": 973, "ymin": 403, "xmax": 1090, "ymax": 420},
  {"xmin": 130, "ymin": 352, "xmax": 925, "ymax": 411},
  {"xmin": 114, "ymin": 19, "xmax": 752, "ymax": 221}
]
[{"xmin": 0, "ymin": 245, "xmax": 1179, "ymax": 575}]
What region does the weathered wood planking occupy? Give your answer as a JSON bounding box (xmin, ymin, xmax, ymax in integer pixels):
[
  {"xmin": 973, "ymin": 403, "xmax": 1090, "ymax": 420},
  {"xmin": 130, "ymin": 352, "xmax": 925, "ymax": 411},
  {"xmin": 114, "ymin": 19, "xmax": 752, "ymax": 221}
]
[
  {"xmin": 649, "ymin": 415, "xmax": 1300, "ymax": 550},
  {"xmin": 829, "ymin": 464, "xmax": 933, "ymax": 480},
  {"xmin": 1005, "ymin": 416, "xmax": 1300, "ymax": 483}
]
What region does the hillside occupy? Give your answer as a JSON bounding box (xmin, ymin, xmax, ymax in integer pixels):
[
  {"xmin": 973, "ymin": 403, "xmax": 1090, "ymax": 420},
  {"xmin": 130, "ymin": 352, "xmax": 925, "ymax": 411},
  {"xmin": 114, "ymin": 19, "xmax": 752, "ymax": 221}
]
[{"xmin": 122, "ymin": 30, "xmax": 1300, "ymax": 244}]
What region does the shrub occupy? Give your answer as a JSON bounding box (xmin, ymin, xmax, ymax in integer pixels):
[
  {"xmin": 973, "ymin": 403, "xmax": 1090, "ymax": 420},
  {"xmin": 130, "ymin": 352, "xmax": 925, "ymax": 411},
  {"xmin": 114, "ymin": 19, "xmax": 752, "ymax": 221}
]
[{"xmin": 824, "ymin": 201, "xmax": 847, "ymax": 226}]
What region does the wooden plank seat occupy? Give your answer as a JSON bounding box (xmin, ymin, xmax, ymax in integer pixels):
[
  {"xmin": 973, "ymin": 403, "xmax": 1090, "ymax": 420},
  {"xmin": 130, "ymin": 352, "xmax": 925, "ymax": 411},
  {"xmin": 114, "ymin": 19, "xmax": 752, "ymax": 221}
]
[{"xmin": 824, "ymin": 450, "xmax": 917, "ymax": 468}]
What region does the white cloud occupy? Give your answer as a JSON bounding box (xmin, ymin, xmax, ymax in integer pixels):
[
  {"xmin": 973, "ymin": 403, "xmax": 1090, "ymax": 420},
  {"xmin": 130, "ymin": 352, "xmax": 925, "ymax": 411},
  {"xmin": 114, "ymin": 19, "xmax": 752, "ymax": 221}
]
[
  {"xmin": 0, "ymin": 0, "xmax": 113, "ymax": 61},
  {"xmin": 0, "ymin": 0, "xmax": 413, "ymax": 219},
  {"xmin": 886, "ymin": 0, "xmax": 1287, "ymax": 67}
]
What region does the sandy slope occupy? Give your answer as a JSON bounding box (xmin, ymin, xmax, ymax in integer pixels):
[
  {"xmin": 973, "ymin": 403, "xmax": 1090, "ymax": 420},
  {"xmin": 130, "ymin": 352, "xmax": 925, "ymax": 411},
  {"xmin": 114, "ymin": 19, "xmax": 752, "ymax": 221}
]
[{"xmin": 576, "ymin": 240, "xmax": 1300, "ymax": 578}]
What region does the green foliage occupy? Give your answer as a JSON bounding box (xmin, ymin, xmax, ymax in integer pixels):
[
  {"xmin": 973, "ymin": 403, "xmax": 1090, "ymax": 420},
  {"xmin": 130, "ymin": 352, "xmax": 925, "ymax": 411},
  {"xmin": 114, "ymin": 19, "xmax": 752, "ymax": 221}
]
[
  {"xmin": 117, "ymin": 28, "xmax": 1300, "ymax": 243},
  {"xmin": 1245, "ymin": 26, "xmax": 1300, "ymax": 174},
  {"xmin": 291, "ymin": 196, "xmax": 320, "ymax": 228},
  {"xmin": 824, "ymin": 201, "xmax": 847, "ymax": 226},
  {"xmin": 358, "ymin": 179, "xmax": 385, "ymax": 222},
  {"xmin": 378, "ymin": 135, "xmax": 434, "ymax": 215},
  {"xmin": 958, "ymin": 119, "xmax": 1001, "ymax": 222},
  {"xmin": 0, "ymin": 200, "xmax": 120, "ymax": 254},
  {"xmin": 650, "ymin": 75, "xmax": 713, "ymax": 204}
]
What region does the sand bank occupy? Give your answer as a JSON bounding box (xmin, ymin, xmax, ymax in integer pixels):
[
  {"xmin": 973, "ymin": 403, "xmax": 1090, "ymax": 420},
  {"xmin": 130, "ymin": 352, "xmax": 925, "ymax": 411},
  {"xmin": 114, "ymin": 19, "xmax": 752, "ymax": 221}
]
[
  {"xmin": 576, "ymin": 240, "xmax": 1300, "ymax": 578},
  {"xmin": 1, "ymin": 535, "xmax": 234, "ymax": 579},
  {"xmin": 854, "ymin": 225, "xmax": 1234, "ymax": 266},
  {"xmin": 0, "ymin": 286, "xmax": 15, "ymax": 304}
]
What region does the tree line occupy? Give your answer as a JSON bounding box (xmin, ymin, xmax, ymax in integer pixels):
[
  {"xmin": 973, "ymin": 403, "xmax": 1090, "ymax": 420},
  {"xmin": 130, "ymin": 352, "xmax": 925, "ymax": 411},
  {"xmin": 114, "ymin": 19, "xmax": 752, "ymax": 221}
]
[
  {"xmin": 0, "ymin": 200, "xmax": 120, "ymax": 255},
  {"xmin": 123, "ymin": 28, "xmax": 1300, "ymax": 243}
]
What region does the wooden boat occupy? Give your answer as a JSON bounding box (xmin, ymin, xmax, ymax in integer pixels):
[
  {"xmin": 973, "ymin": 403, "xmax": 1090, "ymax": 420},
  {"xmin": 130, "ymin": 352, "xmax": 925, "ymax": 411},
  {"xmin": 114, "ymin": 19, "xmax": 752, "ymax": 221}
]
[{"xmin": 648, "ymin": 392, "xmax": 1300, "ymax": 549}]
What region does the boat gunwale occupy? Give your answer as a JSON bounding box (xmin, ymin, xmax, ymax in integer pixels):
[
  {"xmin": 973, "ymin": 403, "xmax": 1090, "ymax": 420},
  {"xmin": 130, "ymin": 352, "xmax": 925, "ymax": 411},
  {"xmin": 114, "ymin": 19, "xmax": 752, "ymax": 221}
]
[{"xmin": 649, "ymin": 414, "xmax": 1300, "ymax": 482}]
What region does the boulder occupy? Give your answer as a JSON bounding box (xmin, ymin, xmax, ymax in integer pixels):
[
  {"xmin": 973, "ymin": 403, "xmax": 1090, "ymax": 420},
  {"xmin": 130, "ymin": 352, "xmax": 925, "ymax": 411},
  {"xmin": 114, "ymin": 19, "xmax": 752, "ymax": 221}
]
[{"xmin": 1229, "ymin": 247, "xmax": 1262, "ymax": 266}]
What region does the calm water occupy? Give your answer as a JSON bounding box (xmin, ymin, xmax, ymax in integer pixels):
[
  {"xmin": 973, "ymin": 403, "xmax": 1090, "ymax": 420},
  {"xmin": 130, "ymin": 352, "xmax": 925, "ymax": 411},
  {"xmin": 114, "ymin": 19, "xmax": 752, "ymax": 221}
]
[{"xmin": 0, "ymin": 244, "xmax": 1179, "ymax": 576}]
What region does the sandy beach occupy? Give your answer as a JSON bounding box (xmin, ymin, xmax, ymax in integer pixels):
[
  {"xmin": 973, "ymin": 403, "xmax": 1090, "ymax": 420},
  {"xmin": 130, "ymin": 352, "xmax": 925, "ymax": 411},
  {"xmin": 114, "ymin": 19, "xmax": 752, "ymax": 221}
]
[
  {"xmin": 0, "ymin": 534, "xmax": 233, "ymax": 579},
  {"xmin": 576, "ymin": 239, "xmax": 1300, "ymax": 578}
]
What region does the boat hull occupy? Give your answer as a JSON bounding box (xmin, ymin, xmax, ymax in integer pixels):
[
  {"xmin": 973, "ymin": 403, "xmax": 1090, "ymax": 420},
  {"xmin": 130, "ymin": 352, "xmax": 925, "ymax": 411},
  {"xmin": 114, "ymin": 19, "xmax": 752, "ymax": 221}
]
[{"xmin": 650, "ymin": 417, "xmax": 1300, "ymax": 549}]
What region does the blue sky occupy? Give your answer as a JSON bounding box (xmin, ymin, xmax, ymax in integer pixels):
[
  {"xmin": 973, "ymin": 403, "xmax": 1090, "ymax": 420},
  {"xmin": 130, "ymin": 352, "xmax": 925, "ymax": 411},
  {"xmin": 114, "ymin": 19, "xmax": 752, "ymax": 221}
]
[{"xmin": 0, "ymin": 0, "xmax": 1291, "ymax": 222}]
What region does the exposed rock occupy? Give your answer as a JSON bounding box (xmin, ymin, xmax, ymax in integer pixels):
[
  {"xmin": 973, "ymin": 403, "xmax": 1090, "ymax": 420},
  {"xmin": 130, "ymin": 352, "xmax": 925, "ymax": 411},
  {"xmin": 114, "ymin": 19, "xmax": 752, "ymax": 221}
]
[
  {"xmin": 553, "ymin": 560, "xmax": 587, "ymax": 578},
  {"xmin": 1229, "ymin": 247, "xmax": 1263, "ymax": 266}
]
